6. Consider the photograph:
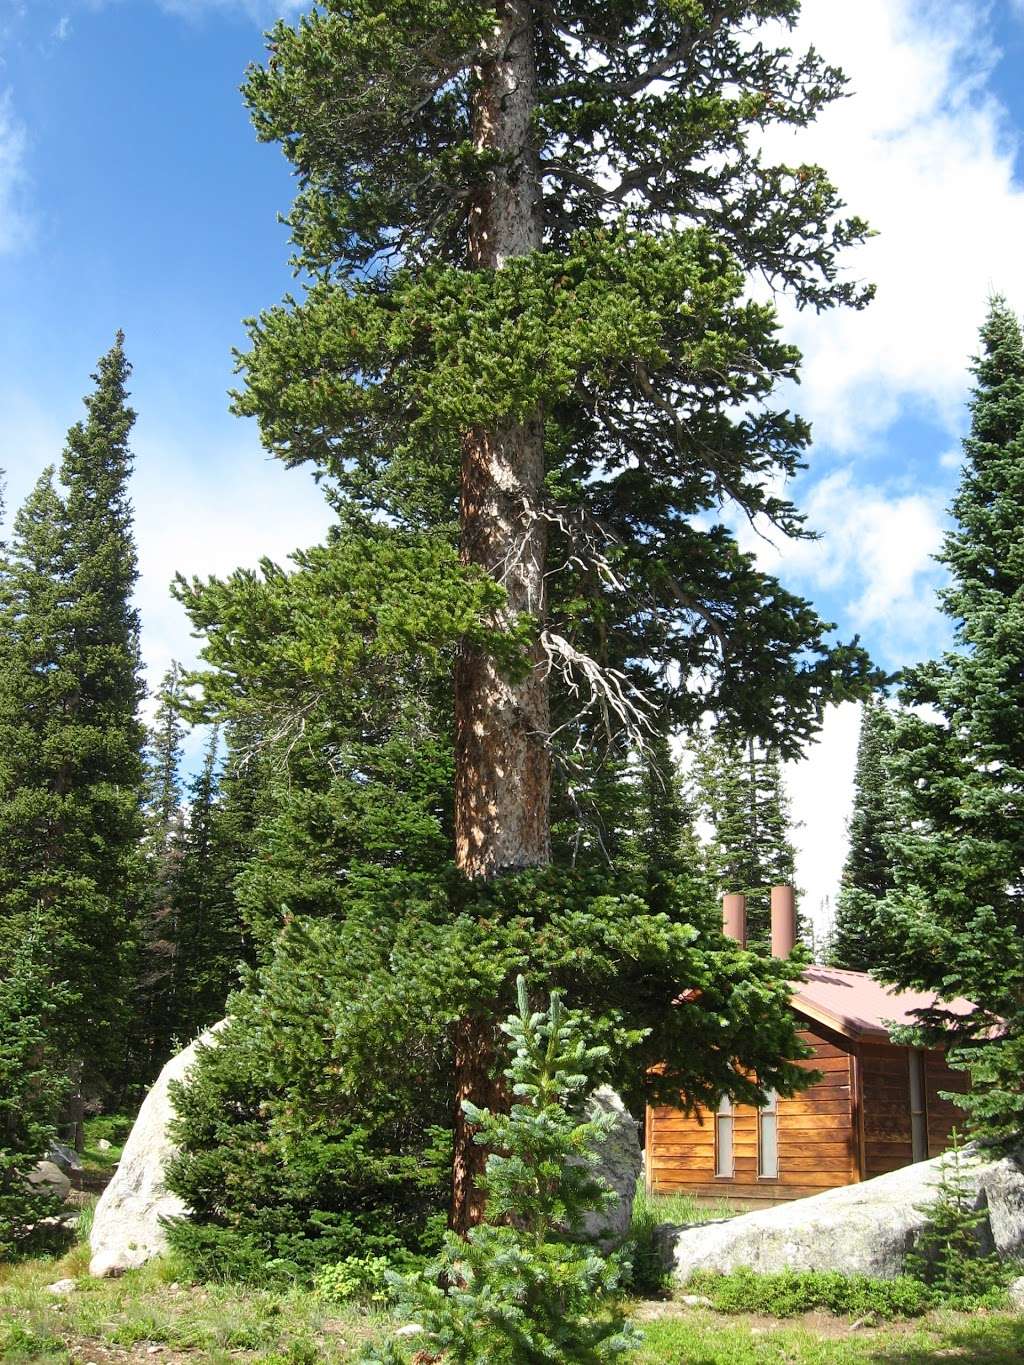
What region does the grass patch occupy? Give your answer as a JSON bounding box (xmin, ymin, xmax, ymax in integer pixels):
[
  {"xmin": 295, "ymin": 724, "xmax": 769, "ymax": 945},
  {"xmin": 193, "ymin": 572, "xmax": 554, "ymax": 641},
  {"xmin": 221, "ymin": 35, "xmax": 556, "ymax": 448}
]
[
  {"xmin": 3, "ymin": 1208, "xmax": 1022, "ymax": 1363},
  {"xmin": 80, "ymin": 1113, "xmax": 132, "ymax": 1173},
  {"xmin": 638, "ymin": 1309, "xmax": 1024, "ymax": 1363},
  {"xmin": 642, "ymin": 1186, "xmax": 736, "ymax": 1226},
  {"xmin": 626, "ymin": 1182, "xmax": 737, "ymax": 1295},
  {"xmin": 0, "ymin": 1221, "xmax": 387, "ymax": 1362}
]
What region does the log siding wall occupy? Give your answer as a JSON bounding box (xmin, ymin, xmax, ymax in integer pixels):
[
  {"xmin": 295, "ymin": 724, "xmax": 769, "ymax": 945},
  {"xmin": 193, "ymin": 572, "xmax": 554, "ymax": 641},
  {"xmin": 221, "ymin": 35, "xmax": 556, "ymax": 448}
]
[
  {"xmin": 646, "ymin": 1025, "xmax": 859, "ymax": 1207},
  {"xmin": 860, "ymin": 1045, "xmax": 969, "ymax": 1177},
  {"xmin": 647, "ymin": 1023, "xmax": 970, "ymax": 1207}
]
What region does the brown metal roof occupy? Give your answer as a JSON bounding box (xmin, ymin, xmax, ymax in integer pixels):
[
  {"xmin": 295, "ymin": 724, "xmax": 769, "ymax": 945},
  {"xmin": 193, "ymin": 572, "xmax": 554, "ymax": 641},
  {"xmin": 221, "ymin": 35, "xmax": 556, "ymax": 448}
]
[{"xmin": 792, "ymin": 965, "xmax": 976, "ymax": 1043}]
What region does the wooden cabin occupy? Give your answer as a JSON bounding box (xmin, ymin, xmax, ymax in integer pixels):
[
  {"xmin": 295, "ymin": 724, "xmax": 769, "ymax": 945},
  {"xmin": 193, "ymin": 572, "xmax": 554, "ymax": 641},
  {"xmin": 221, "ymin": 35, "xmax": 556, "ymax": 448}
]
[{"xmin": 646, "ymin": 888, "xmax": 972, "ymax": 1209}]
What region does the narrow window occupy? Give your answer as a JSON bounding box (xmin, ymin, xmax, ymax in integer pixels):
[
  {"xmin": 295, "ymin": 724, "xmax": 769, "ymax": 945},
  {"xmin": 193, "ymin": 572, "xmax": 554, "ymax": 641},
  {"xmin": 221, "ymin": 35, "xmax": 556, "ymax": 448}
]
[
  {"xmin": 909, "ymin": 1050, "xmax": 928, "ymax": 1162},
  {"xmin": 714, "ymin": 1094, "xmax": 734, "ymax": 1177},
  {"xmin": 758, "ymin": 1089, "xmax": 779, "ymax": 1178}
]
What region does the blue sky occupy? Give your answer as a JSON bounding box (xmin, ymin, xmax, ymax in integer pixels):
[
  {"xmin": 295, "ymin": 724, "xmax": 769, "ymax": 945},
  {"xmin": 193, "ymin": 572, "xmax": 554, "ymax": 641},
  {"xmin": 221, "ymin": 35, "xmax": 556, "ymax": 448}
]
[{"xmin": 2, "ymin": 0, "xmax": 1024, "ymax": 923}]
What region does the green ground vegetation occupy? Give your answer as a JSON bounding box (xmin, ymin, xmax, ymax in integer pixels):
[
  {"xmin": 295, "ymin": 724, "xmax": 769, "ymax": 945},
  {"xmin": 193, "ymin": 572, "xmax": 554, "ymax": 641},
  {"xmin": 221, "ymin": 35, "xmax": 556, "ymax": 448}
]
[
  {"xmin": 3, "ymin": 1209, "xmax": 1021, "ymax": 1365},
  {"xmin": 2, "ymin": 1251, "xmax": 1022, "ymax": 1364},
  {"xmin": 79, "ymin": 1115, "xmax": 133, "ymax": 1175}
]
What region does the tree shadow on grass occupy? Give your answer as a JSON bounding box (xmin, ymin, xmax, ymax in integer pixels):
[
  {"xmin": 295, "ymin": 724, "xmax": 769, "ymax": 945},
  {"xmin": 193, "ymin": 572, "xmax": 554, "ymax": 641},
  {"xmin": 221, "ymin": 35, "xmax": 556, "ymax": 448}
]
[{"xmin": 870, "ymin": 1317, "xmax": 1024, "ymax": 1365}]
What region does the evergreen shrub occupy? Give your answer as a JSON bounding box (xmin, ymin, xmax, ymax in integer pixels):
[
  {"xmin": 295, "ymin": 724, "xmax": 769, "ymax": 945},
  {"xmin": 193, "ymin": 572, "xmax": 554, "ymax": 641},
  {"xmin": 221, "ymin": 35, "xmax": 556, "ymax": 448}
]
[
  {"xmin": 163, "ymin": 919, "xmax": 452, "ymax": 1284},
  {"xmin": 0, "ymin": 937, "xmax": 72, "ymax": 1260},
  {"xmin": 906, "ymin": 1133, "xmax": 1016, "ymax": 1306},
  {"xmin": 368, "ymin": 977, "xmax": 640, "ymax": 1365}
]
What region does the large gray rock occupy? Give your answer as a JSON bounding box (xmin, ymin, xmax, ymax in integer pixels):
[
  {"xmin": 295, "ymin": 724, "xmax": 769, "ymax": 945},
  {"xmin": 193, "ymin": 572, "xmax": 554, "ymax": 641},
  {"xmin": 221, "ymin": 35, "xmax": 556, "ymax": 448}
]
[
  {"xmin": 89, "ymin": 1025, "xmax": 223, "ymax": 1278},
  {"xmin": 578, "ymin": 1087, "xmax": 642, "ymax": 1247},
  {"xmin": 28, "ymin": 1160, "xmax": 71, "ymax": 1203},
  {"xmin": 663, "ymin": 1145, "xmax": 1024, "ymax": 1284},
  {"xmin": 48, "ymin": 1140, "xmax": 83, "ymax": 1177}
]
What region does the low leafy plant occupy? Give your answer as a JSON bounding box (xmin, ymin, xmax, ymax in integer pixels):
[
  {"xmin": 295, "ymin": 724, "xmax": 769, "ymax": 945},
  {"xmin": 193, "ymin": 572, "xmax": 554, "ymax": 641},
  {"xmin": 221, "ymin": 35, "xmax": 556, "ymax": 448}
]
[
  {"xmin": 687, "ymin": 1267, "xmax": 935, "ymax": 1319},
  {"xmin": 366, "ymin": 976, "xmax": 640, "ymax": 1364},
  {"xmin": 314, "ymin": 1253, "xmax": 394, "ymax": 1305}
]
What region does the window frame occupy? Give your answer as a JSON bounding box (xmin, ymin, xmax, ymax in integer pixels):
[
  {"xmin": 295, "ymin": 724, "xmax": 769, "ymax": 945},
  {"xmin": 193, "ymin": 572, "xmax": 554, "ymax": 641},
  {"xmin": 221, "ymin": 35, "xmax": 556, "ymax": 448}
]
[
  {"xmin": 714, "ymin": 1093, "xmax": 735, "ymax": 1178},
  {"xmin": 909, "ymin": 1049, "xmax": 928, "ymax": 1162},
  {"xmin": 757, "ymin": 1088, "xmax": 780, "ymax": 1180}
]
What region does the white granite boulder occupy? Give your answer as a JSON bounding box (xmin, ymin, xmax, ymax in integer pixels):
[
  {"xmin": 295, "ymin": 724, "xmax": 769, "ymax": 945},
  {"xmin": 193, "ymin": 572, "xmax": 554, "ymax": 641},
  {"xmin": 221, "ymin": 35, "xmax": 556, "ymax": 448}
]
[
  {"xmin": 662, "ymin": 1145, "xmax": 1024, "ymax": 1284},
  {"xmin": 577, "ymin": 1087, "xmax": 643, "ymax": 1247},
  {"xmin": 89, "ymin": 1025, "xmax": 223, "ymax": 1278}
]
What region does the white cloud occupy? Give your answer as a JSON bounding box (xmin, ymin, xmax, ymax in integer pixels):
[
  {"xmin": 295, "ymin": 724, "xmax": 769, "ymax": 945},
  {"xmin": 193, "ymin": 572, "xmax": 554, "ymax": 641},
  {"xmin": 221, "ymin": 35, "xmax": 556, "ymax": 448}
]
[
  {"xmin": 129, "ymin": 428, "xmax": 333, "ymax": 698},
  {"xmin": 153, "ymin": 0, "xmax": 304, "ymax": 20},
  {"xmin": 0, "ymin": 89, "xmax": 29, "ymax": 254},
  {"xmin": 739, "ymin": 467, "xmax": 948, "ymax": 665},
  {"xmin": 1, "ymin": 394, "xmax": 334, "ymax": 731},
  {"xmin": 54, "ymin": 15, "xmax": 71, "ymax": 40},
  {"xmin": 761, "ymin": 0, "xmax": 1024, "ymax": 449},
  {"xmin": 784, "ymin": 702, "xmax": 862, "ymax": 953}
]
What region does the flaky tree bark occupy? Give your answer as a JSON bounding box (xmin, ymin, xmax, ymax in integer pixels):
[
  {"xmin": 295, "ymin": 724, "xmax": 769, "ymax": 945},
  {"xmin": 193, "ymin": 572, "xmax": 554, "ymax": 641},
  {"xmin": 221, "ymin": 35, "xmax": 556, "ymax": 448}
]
[{"xmin": 450, "ymin": 1, "xmax": 550, "ymax": 1235}]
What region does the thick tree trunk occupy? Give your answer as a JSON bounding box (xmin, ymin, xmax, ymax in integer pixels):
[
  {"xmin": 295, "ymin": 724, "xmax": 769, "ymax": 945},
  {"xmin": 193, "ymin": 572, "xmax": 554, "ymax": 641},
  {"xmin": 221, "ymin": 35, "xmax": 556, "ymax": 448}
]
[{"xmin": 450, "ymin": 1, "xmax": 549, "ymax": 1234}]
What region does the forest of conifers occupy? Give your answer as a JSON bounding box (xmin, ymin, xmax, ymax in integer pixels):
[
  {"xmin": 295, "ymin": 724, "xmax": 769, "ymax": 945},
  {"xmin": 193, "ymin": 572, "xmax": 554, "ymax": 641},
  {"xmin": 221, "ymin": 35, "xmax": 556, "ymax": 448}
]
[{"xmin": 1, "ymin": 7, "xmax": 1023, "ymax": 1347}]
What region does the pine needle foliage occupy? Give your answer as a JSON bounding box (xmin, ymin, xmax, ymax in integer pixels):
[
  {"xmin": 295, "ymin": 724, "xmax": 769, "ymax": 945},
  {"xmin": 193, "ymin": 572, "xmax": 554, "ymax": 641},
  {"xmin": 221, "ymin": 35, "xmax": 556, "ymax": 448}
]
[
  {"xmin": 369, "ymin": 977, "xmax": 640, "ymax": 1364},
  {"xmin": 230, "ymin": 0, "xmax": 878, "ymax": 763},
  {"xmin": 0, "ymin": 337, "xmax": 146, "ymax": 1091},
  {"xmin": 829, "ymin": 696, "xmax": 897, "ymax": 972},
  {"xmin": 906, "ymin": 1132, "xmax": 1013, "ymax": 1305},
  {"xmin": 875, "ymin": 301, "xmax": 1024, "ymax": 1147},
  {"xmin": 0, "ymin": 928, "xmax": 72, "ymax": 1259}
]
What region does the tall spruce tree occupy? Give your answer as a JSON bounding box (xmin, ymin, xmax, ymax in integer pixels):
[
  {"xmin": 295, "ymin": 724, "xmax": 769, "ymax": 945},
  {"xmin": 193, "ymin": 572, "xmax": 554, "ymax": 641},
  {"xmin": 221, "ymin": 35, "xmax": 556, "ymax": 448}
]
[
  {"xmin": 137, "ymin": 664, "xmax": 188, "ymax": 1076},
  {"xmin": 633, "ymin": 730, "xmax": 716, "ymax": 919},
  {"xmin": 875, "ymin": 300, "xmax": 1024, "ymax": 1147},
  {"xmin": 829, "ymin": 696, "xmax": 896, "ymax": 972},
  {"xmin": 693, "ymin": 731, "xmax": 799, "ymax": 946},
  {"xmin": 0, "ymin": 921, "xmax": 73, "ymax": 1257},
  {"xmin": 0, "ymin": 337, "xmax": 145, "ymax": 1102},
  {"xmin": 138, "ymin": 703, "xmax": 245, "ymax": 1071},
  {"xmin": 170, "ymin": 728, "xmax": 242, "ymax": 1043},
  {"xmin": 176, "ymin": 0, "xmax": 877, "ymax": 1235}
]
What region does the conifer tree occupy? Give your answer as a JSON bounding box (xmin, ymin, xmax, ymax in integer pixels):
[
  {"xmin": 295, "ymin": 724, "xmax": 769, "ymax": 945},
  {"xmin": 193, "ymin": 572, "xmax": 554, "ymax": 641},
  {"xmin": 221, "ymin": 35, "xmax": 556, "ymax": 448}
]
[
  {"xmin": 0, "ymin": 923, "xmax": 73, "ymax": 1258},
  {"xmin": 636, "ymin": 731, "xmax": 716, "ymax": 920},
  {"xmin": 693, "ymin": 731, "xmax": 799, "ymax": 946},
  {"xmin": 178, "ymin": 0, "xmax": 876, "ymax": 1232},
  {"xmin": 0, "ymin": 337, "xmax": 145, "ymax": 1099},
  {"xmin": 829, "ymin": 696, "xmax": 896, "ymax": 972},
  {"xmin": 136, "ymin": 664, "xmax": 188, "ymax": 1075},
  {"xmin": 877, "ymin": 300, "xmax": 1024, "ymax": 1147},
  {"xmin": 171, "ymin": 728, "xmax": 241, "ymax": 1043},
  {"xmin": 374, "ymin": 978, "xmax": 639, "ymax": 1364}
]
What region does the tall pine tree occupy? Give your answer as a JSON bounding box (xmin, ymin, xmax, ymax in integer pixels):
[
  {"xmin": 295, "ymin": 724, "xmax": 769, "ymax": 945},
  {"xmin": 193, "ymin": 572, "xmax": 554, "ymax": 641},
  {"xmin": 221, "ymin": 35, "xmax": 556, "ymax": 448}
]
[
  {"xmin": 693, "ymin": 731, "xmax": 799, "ymax": 947},
  {"xmin": 829, "ymin": 696, "xmax": 896, "ymax": 972},
  {"xmin": 136, "ymin": 663, "xmax": 188, "ymax": 1077},
  {"xmin": 877, "ymin": 300, "xmax": 1024, "ymax": 1147},
  {"xmin": 0, "ymin": 336, "xmax": 145, "ymax": 1105},
  {"xmin": 170, "ymin": 728, "xmax": 241, "ymax": 1044},
  {"xmin": 174, "ymin": 0, "xmax": 877, "ymax": 1234}
]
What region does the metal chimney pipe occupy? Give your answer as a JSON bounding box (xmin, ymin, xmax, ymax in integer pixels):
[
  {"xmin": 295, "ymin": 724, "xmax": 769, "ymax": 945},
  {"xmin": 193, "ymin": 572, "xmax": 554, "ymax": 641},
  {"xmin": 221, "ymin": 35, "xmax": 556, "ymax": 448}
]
[
  {"xmin": 770, "ymin": 884, "xmax": 797, "ymax": 957},
  {"xmin": 722, "ymin": 893, "xmax": 747, "ymax": 946}
]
